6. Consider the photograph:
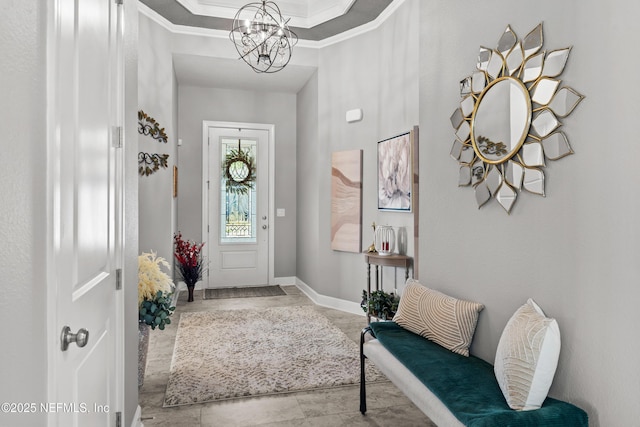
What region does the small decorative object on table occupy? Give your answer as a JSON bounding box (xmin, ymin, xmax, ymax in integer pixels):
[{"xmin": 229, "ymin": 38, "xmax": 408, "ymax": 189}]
[
  {"xmin": 366, "ymin": 222, "xmax": 377, "ymax": 253},
  {"xmin": 138, "ymin": 251, "xmax": 176, "ymax": 388},
  {"xmin": 174, "ymin": 232, "xmax": 206, "ymax": 302},
  {"xmin": 361, "ymin": 289, "xmax": 400, "ymax": 321},
  {"xmin": 374, "ymin": 225, "xmax": 395, "ymax": 256}
]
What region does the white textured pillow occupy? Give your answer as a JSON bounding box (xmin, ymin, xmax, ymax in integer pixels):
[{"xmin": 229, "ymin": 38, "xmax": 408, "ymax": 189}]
[
  {"xmin": 393, "ymin": 279, "xmax": 484, "ymax": 356},
  {"xmin": 494, "ymin": 298, "xmax": 561, "ymax": 411}
]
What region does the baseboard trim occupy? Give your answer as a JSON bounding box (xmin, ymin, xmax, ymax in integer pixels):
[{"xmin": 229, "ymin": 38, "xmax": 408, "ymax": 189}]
[
  {"xmin": 185, "ymin": 276, "xmax": 364, "ymax": 317},
  {"xmin": 132, "ymin": 405, "xmax": 143, "ymax": 427},
  {"xmin": 274, "ymin": 276, "xmax": 297, "ymax": 286},
  {"xmin": 289, "ymin": 277, "xmax": 365, "ymax": 317}
]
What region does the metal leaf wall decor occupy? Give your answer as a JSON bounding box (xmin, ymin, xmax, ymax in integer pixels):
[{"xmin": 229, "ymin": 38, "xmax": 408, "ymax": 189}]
[
  {"xmin": 139, "ymin": 152, "xmax": 170, "ymax": 176},
  {"xmin": 138, "ymin": 109, "xmax": 170, "ymax": 176},
  {"xmin": 138, "ymin": 110, "xmax": 168, "ymax": 143}
]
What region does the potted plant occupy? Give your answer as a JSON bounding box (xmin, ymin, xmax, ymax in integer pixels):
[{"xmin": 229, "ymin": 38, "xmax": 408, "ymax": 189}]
[
  {"xmin": 173, "ymin": 232, "xmax": 206, "ymax": 302},
  {"xmin": 361, "ymin": 289, "xmax": 400, "ymax": 320},
  {"xmin": 138, "ymin": 251, "xmax": 176, "ymax": 388}
]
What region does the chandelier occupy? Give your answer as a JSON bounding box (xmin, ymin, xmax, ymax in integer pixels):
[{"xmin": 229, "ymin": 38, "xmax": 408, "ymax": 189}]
[{"xmin": 229, "ymin": 0, "xmax": 298, "ymax": 73}]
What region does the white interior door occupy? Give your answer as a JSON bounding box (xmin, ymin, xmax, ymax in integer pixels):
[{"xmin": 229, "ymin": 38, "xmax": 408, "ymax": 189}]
[
  {"xmin": 49, "ymin": 0, "xmax": 122, "ymax": 425},
  {"xmin": 206, "ymin": 126, "xmax": 270, "ymax": 288}
]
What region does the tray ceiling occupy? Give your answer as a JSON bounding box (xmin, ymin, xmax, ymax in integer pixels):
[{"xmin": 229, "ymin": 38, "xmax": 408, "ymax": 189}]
[
  {"xmin": 140, "ymin": 0, "xmax": 394, "ymax": 41},
  {"xmin": 176, "ymin": 0, "xmax": 355, "ymax": 28}
]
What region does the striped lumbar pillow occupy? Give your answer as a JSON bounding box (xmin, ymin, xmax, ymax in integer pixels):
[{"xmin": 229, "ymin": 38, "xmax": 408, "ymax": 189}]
[
  {"xmin": 393, "ymin": 279, "xmax": 484, "ymax": 356},
  {"xmin": 494, "ymin": 298, "xmax": 561, "ymax": 410}
]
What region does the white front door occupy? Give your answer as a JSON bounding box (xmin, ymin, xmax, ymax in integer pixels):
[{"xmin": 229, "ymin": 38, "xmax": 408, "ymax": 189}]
[
  {"xmin": 49, "ymin": 0, "xmax": 123, "ymax": 425},
  {"xmin": 204, "ymin": 125, "xmax": 271, "ymax": 288}
]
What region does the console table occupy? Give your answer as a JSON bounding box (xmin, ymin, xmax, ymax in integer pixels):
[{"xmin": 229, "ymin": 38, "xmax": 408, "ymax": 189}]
[{"xmin": 364, "ymin": 252, "xmax": 412, "ymax": 323}]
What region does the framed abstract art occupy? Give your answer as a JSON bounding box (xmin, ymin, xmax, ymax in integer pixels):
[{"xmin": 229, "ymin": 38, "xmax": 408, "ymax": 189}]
[{"xmin": 378, "ymin": 131, "xmax": 412, "ymax": 211}]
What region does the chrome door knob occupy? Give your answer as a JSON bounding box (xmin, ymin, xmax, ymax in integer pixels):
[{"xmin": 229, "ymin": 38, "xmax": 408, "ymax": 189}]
[{"xmin": 61, "ymin": 326, "xmax": 90, "ymax": 351}]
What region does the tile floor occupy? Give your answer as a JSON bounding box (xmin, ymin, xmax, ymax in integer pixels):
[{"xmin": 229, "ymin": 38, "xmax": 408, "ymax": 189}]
[{"xmin": 139, "ymin": 285, "xmax": 435, "ymax": 426}]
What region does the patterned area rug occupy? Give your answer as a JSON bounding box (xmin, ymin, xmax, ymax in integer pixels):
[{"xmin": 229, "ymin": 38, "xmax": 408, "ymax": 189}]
[
  {"xmin": 164, "ymin": 306, "xmax": 383, "ymax": 407},
  {"xmin": 204, "ymin": 285, "xmax": 286, "ymax": 299}
]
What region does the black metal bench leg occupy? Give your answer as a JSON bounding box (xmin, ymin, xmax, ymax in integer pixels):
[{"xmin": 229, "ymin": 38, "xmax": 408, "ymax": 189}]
[{"xmin": 360, "ymin": 326, "xmax": 373, "ymax": 415}]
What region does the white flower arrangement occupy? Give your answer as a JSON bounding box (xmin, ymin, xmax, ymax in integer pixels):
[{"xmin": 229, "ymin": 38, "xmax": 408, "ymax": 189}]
[{"xmin": 138, "ymin": 251, "xmax": 174, "ymax": 306}]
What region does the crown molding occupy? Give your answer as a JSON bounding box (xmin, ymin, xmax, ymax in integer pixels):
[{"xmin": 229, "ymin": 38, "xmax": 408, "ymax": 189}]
[
  {"xmin": 316, "ymin": 0, "xmax": 406, "ymax": 48},
  {"xmin": 138, "ymin": 0, "xmax": 407, "ymax": 49}
]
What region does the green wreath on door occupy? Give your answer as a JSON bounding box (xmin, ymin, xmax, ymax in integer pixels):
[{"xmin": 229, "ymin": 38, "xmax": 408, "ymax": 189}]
[{"xmin": 223, "ymin": 148, "xmax": 256, "ymax": 195}]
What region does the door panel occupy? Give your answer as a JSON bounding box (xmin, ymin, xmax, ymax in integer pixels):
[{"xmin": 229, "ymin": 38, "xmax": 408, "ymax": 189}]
[
  {"xmin": 74, "ymin": 326, "xmax": 111, "ymax": 426},
  {"xmin": 222, "ymin": 251, "xmax": 257, "ymax": 269},
  {"xmin": 50, "ymin": 0, "xmax": 122, "ymax": 425},
  {"xmin": 207, "ymin": 127, "xmax": 269, "ymax": 288}
]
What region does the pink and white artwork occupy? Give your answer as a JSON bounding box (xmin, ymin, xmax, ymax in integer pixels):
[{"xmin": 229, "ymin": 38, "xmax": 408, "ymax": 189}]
[{"xmin": 331, "ymin": 150, "xmax": 363, "ymax": 252}]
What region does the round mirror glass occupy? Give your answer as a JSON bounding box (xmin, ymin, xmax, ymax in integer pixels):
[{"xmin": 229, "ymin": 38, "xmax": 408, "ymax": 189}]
[{"xmin": 471, "ymin": 77, "xmax": 531, "ymax": 164}]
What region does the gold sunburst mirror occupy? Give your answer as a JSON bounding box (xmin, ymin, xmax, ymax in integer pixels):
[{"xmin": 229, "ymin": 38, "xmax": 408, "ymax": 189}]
[{"xmin": 450, "ymin": 23, "xmax": 584, "ymax": 213}]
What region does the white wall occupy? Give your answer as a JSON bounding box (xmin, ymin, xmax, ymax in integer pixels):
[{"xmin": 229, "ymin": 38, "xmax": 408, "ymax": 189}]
[{"xmin": 417, "ymin": 1, "xmax": 640, "ymax": 425}]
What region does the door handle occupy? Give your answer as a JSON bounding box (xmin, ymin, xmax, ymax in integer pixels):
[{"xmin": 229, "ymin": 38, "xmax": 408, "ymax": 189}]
[{"xmin": 60, "ymin": 326, "xmax": 89, "ymax": 351}]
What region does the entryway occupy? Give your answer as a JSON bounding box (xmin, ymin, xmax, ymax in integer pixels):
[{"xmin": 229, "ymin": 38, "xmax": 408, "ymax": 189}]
[
  {"xmin": 202, "ymin": 122, "xmax": 275, "ymax": 288},
  {"xmin": 138, "ymin": 288, "xmax": 434, "ymax": 425}
]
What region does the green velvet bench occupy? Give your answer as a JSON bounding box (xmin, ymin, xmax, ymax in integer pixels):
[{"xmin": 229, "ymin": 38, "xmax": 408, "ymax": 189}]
[{"xmin": 360, "ymin": 321, "xmax": 588, "ymax": 427}]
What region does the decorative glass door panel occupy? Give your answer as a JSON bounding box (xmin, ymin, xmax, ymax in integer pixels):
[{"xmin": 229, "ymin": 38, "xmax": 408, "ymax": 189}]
[{"xmin": 220, "ymin": 138, "xmax": 257, "ymax": 244}]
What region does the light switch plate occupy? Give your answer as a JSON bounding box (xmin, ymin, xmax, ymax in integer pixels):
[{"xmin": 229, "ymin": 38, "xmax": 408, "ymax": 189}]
[{"xmin": 276, "ymin": 208, "xmax": 285, "ymax": 217}]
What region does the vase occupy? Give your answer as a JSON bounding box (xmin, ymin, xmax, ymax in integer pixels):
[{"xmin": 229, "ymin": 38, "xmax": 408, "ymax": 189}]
[
  {"xmin": 187, "ymin": 285, "xmax": 195, "ymax": 302},
  {"xmin": 375, "ymin": 225, "xmax": 396, "ymax": 256},
  {"xmin": 138, "ymin": 322, "xmax": 150, "ymax": 388}
]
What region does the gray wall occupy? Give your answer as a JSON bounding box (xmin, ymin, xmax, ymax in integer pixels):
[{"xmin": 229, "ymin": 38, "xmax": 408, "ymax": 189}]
[
  {"xmin": 418, "ymin": 1, "xmax": 640, "ymax": 425},
  {"xmin": 140, "ymin": 0, "xmax": 640, "ymax": 424},
  {"xmin": 296, "ymin": 0, "xmax": 640, "ymax": 425},
  {"xmin": 0, "ymin": 2, "xmax": 47, "ymax": 425},
  {"xmin": 296, "ymin": 71, "xmax": 320, "ymax": 286},
  {"xmin": 296, "ymin": 0, "xmax": 419, "ymax": 302},
  {"xmin": 177, "ymin": 86, "xmax": 298, "ymax": 277},
  {"xmin": 138, "ymin": 14, "xmax": 179, "ymax": 267}
]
